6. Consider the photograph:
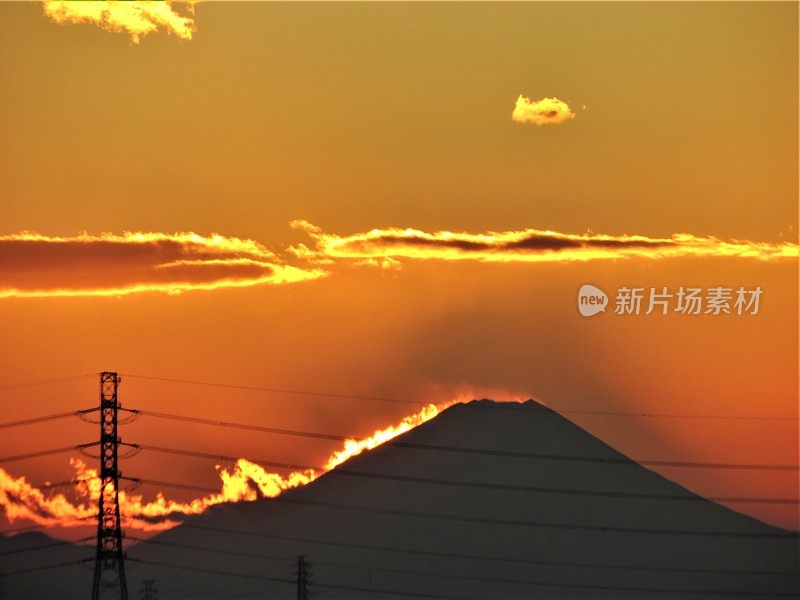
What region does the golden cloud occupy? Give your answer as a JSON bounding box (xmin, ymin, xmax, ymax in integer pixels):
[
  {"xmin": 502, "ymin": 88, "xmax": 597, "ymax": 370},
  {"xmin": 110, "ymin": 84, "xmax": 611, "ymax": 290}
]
[
  {"xmin": 512, "ymin": 95, "xmax": 576, "ymax": 126},
  {"xmin": 3, "ymin": 224, "xmax": 794, "ymax": 299},
  {"xmin": 290, "ymin": 220, "xmax": 799, "ymax": 264},
  {"xmin": 0, "ymin": 231, "xmax": 325, "ymax": 298},
  {"xmin": 43, "ymin": 0, "xmax": 195, "ymax": 43}
]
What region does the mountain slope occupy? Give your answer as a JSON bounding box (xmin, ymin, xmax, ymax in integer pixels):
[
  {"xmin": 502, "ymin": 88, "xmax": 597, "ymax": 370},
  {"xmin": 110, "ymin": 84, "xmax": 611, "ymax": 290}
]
[
  {"xmin": 124, "ymin": 400, "xmax": 798, "ymax": 599},
  {"xmin": 0, "ymin": 531, "xmax": 91, "ymax": 599},
  {"xmin": 3, "ymin": 400, "xmax": 798, "ymax": 599}
]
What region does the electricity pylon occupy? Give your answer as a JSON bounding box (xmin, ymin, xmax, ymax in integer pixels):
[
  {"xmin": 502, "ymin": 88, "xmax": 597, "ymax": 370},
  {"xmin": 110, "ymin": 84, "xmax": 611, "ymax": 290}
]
[
  {"xmin": 91, "ymin": 372, "xmax": 129, "ymax": 600},
  {"xmin": 295, "ymin": 555, "xmax": 311, "ymax": 600},
  {"xmin": 139, "ymin": 580, "xmax": 157, "ymax": 600}
]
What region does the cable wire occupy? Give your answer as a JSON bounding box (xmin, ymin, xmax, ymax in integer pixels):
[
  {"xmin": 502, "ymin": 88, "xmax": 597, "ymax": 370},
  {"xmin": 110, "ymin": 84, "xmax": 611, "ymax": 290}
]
[
  {"xmin": 121, "ymin": 407, "xmax": 799, "ymax": 471},
  {"xmin": 392, "ymin": 442, "xmax": 800, "ymax": 471},
  {"xmin": 0, "ymin": 442, "xmax": 98, "ymax": 463},
  {"xmin": 124, "ymin": 552, "xmax": 797, "ymax": 598},
  {"xmin": 120, "ymin": 445, "xmax": 797, "ymax": 505},
  {"xmin": 125, "ymin": 530, "xmax": 797, "ymax": 582},
  {"xmin": 313, "ymin": 577, "xmax": 796, "ymax": 599},
  {"xmin": 0, "ymin": 374, "xmax": 94, "ymax": 392},
  {"xmin": 118, "ymin": 372, "xmax": 796, "ymax": 419},
  {"xmin": 0, "ymin": 536, "xmax": 93, "ymax": 557},
  {"xmin": 127, "ymin": 557, "xmax": 292, "ymax": 585},
  {"xmin": 119, "ymin": 373, "xmax": 420, "ymax": 404},
  {"xmin": 118, "ymin": 407, "xmax": 345, "ymax": 440},
  {"xmin": 0, "ymin": 516, "xmax": 95, "ymax": 536},
  {"xmin": 269, "ymin": 496, "xmax": 799, "ymax": 539},
  {"xmin": 125, "ymin": 535, "xmax": 291, "ymax": 566},
  {"xmin": 122, "ymin": 475, "xmax": 796, "ymax": 539},
  {"xmin": 473, "ymin": 402, "xmax": 797, "ymax": 422},
  {"xmin": 1, "ymin": 558, "xmax": 92, "ymax": 577},
  {"xmin": 179, "ymin": 522, "xmax": 798, "ymax": 576},
  {"xmin": 0, "ymin": 409, "xmax": 95, "ymax": 430}
]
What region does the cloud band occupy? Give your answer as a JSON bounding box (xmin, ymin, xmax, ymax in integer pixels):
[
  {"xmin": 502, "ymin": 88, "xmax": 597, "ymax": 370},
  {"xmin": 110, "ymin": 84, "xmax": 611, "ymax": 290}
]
[
  {"xmin": 0, "ymin": 232, "xmax": 324, "ymax": 298},
  {"xmin": 290, "ymin": 221, "xmax": 799, "ymax": 264}
]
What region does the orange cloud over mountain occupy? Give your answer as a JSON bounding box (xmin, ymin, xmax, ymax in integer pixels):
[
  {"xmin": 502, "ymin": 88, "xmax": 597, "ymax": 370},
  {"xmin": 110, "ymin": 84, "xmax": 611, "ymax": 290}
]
[{"xmin": 0, "ymin": 403, "xmax": 446, "ymax": 532}]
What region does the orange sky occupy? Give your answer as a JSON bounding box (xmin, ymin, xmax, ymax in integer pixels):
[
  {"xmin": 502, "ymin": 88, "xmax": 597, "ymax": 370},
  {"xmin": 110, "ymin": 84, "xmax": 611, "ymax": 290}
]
[{"xmin": 0, "ymin": 1, "xmax": 797, "ymax": 533}]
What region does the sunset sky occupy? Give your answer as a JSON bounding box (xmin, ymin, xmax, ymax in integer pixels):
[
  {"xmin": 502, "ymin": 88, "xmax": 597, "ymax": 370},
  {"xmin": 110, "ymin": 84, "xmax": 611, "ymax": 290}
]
[{"xmin": 0, "ymin": 1, "xmax": 797, "ymax": 533}]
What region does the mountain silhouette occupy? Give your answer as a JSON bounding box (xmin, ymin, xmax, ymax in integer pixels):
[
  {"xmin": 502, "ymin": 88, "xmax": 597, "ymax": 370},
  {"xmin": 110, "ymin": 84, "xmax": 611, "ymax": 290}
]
[{"xmin": 2, "ymin": 400, "xmax": 798, "ymax": 599}]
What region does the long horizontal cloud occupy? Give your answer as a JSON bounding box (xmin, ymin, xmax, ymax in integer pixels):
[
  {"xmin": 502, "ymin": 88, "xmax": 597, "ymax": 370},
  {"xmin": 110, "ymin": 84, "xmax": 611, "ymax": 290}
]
[
  {"xmin": 512, "ymin": 95, "xmax": 576, "ymax": 126},
  {"xmin": 43, "ymin": 0, "xmax": 194, "ymax": 43},
  {"xmin": 0, "ymin": 232, "xmax": 325, "ymax": 298},
  {"xmin": 290, "ymin": 221, "xmax": 799, "ymax": 264},
  {"xmin": 3, "ymin": 224, "xmax": 794, "ymax": 299}
]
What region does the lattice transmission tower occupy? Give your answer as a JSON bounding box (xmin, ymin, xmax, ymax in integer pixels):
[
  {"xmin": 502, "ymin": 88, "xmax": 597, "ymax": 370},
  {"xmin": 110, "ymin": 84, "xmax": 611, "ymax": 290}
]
[{"xmin": 91, "ymin": 371, "xmax": 129, "ymax": 600}]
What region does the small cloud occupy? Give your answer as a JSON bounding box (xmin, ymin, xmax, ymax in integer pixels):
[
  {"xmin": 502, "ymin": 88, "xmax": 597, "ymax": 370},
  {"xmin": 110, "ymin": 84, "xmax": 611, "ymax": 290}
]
[
  {"xmin": 512, "ymin": 95, "xmax": 576, "ymax": 126},
  {"xmin": 43, "ymin": 0, "xmax": 195, "ymax": 43}
]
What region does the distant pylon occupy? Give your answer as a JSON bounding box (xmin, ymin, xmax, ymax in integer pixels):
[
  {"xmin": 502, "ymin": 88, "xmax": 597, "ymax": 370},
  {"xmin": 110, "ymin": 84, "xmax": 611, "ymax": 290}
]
[
  {"xmin": 295, "ymin": 555, "xmax": 311, "ymax": 600},
  {"xmin": 138, "ymin": 580, "xmax": 157, "ymax": 600},
  {"xmin": 91, "ymin": 372, "xmax": 129, "ymax": 600}
]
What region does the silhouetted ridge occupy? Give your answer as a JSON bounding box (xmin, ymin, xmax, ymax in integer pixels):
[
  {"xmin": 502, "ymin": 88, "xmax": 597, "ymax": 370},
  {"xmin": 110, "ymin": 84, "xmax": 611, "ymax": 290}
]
[{"xmin": 4, "ymin": 399, "xmax": 798, "ymax": 599}]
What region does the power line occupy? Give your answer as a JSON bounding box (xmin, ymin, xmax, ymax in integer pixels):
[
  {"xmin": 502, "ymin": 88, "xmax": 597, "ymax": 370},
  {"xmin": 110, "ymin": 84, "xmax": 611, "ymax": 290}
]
[
  {"xmin": 270, "ymin": 496, "xmax": 799, "ymax": 539},
  {"xmin": 313, "ymin": 576, "xmax": 797, "ymax": 599},
  {"xmin": 119, "ymin": 443, "xmax": 309, "ymax": 472},
  {"xmin": 0, "ymin": 408, "xmax": 96, "ymax": 430},
  {"xmin": 1, "ymin": 522, "xmax": 56, "ymax": 535},
  {"xmin": 35, "ymin": 478, "xmax": 97, "ymax": 490},
  {"xmin": 120, "ymin": 445, "xmax": 798, "ymax": 504},
  {"xmin": 0, "ymin": 371, "xmax": 794, "ymax": 421},
  {"xmin": 0, "ymin": 536, "xmax": 93, "ymax": 557},
  {"xmin": 311, "ymin": 556, "xmax": 794, "ymax": 595},
  {"xmin": 121, "ymin": 475, "xmax": 220, "ymax": 494},
  {"xmin": 2, "ymin": 558, "xmax": 92, "ymax": 577},
  {"xmin": 121, "ymin": 475, "xmax": 796, "ymax": 539},
  {"xmin": 393, "ymin": 442, "xmax": 800, "ymax": 471},
  {"xmin": 118, "ymin": 406, "xmax": 800, "ymax": 471},
  {"xmin": 0, "ymin": 373, "xmax": 94, "ymax": 392},
  {"xmin": 314, "ymin": 469, "xmax": 799, "ymax": 505},
  {"xmin": 124, "ymin": 547, "xmax": 798, "ymax": 598},
  {"xmin": 118, "ymin": 372, "xmax": 796, "ymax": 419},
  {"xmin": 119, "ymin": 373, "xmax": 420, "ymax": 405},
  {"xmin": 0, "ymin": 515, "xmax": 95, "ymax": 535},
  {"xmin": 312, "ymin": 579, "xmax": 466, "ymax": 600},
  {"xmin": 473, "ymin": 402, "xmax": 797, "ymax": 422},
  {"xmin": 117, "ymin": 417, "xmax": 799, "ymax": 469},
  {"xmin": 0, "ymin": 442, "xmax": 97, "ymax": 463},
  {"xmin": 563, "ymin": 409, "xmax": 795, "ymax": 421},
  {"xmin": 181, "ymin": 522, "xmax": 798, "ymax": 576},
  {"xmin": 125, "ymin": 535, "xmax": 291, "ymax": 566},
  {"xmin": 127, "ymin": 557, "xmax": 293, "ymax": 585},
  {"xmin": 125, "ymin": 530, "xmax": 797, "ymax": 582},
  {"xmin": 118, "ymin": 407, "xmax": 345, "ymax": 441}
]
